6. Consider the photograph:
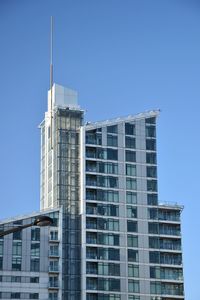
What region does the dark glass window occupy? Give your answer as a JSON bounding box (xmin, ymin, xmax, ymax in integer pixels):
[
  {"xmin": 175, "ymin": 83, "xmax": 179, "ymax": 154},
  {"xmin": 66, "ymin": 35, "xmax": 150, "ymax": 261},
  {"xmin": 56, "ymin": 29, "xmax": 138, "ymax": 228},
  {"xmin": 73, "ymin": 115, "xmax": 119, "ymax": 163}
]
[
  {"xmin": 86, "ymin": 130, "xmax": 102, "ymax": 145},
  {"xmin": 128, "ymin": 280, "xmax": 140, "ymax": 293},
  {"xmin": 125, "ymin": 137, "xmax": 136, "ymax": 149},
  {"xmin": 127, "ymin": 235, "xmax": 138, "ymax": 248},
  {"xmin": 149, "ymin": 237, "xmax": 159, "ymax": 249},
  {"xmin": 126, "ymin": 192, "xmax": 137, "ymax": 204},
  {"xmin": 147, "ymin": 194, "xmax": 158, "ymax": 205},
  {"xmin": 11, "ymin": 276, "xmax": 21, "ymax": 283},
  {"xmin": 126, "ymin": 164, "xmax": 136, "ymax": 176},
  {"xmin": 108, "ymin": 248, "xmax": 120, "ymax": 260},
  {"xmin": 127, "ymin": 221, "xmax": 137, "ymax": 232},
  {"xmin": 145, "ymin": 117, "xmax": 156, "ymax": 124},
  {"xmin": 125, "ymin": 123, "xmax": 135, "ymax": 135},
  {"xmin": 30, "ymin": 277, "xmax": 39, "ymax": 283},
  {"xmin": 146, "ymin": 126, "xmax": 156, "ymax": 138},
  {"xmin": 107, "ymin": 135, "xmax": 118, "ymax": 147},
  {"xmin": 148, "ymin": 222, "xmax": 159, "ymax": 234},
  {"xmin": 128, "ymin": 249, "xmax": 139, "ymax": 262},
  {"xmin": 29, "ymin": 294, "xmax": 39, "ymax": 299},
  {"xmin": 149, "ymin": 251, "xmax": 160, "ymax": 263},
  {"xmin": 107, "ymin": 149, "xmax": 118, "ymax": 160},
  {"xmin": 31, "ymin": 228, "xmax": 40, "ymax": 241},
  {"xmin": 127, "ymin": 206, "xmax": 137, "ymax": 218},
  {"xmin": 126, "ymin": 151, "xmax": 136, "ymax": 162},
  {"xmin": 147, "ymin": 180, "xmax": 157, "ymax": 192},
  {"xmin": 146, "ymin": 153, "xmax": 156, "ymax": 164},
  {"xmin": 30, "ymin": 258, "xmax": 40, "ymax": 272},
  {"xmin": 107, "ymin": 125, "xmax": 118, "ymax": 134},
  {"xmin": 11, "ymin": 293, "xmax": 20, "ymax": 299},
  {"xmin": 0, "ymin": 257, "xmax": 3, "ymax": 270},
  {"xmin": 12, "ymin": 257, "xmax": 21, "ymax": 271},
  {"xmin": 31, "ymin": 243, "xmax": 40, "ymax": 257},
  {"xmin": 146, "ymin": 139, "xmax": 156, "ymax": 151},
  {"xmin": 147, "ymin": 166, "xmax": 157, "ymax": 178},
  {"xmin": 148, "ymin": 208, "xmax": 158, "ymax": 220},
  {"xmin": 13, "ymin": 231, "xmax": 22, "ymax": 240}
]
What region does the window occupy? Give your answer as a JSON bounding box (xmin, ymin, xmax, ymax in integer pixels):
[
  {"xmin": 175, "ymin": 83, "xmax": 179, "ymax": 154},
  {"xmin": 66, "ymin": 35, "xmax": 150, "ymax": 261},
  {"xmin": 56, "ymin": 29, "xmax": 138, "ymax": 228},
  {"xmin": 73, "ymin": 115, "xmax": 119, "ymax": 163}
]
[
  {"xmin": 49, "ymin": 260, "xmax": 59, "ymax": 272},
  {"xmin": 146, "ymin": 139, "xmax": 156, "ymax": 151},
  {"xmin": 13, "ymin": 231, "xmax": 22, "ymax": 240},
  {"xmin": 148, "ymin": 208, "xmax": 158, "ymax": 220},
  {"xmin": 160, "ymin": 267, "xmax": 183, "ymax": 280},
  {"xmin": 127, "ymin": 206, "xmax": 137, "ymax": 218},
  {"xmin": 31, "ymin": 243, "xmax": 40, "ymax": 257},
  {"xmin": 148, "ymin": 222, "xmax": 159, "ymax": 234},
  {"xmin": 126, "ymin": 178, "xmax": 137, "ymax": 190},
  {"xmin": 0, "ymin": 241, "xmax": 3, "ymax": 256},
  {"xmin": 128, "ymin": 265, "xmax": 139, "ymax": 277},
  {"xmin": 128, "ymin": 249, "xmax": 138, "ymax": 262},
  {"xmin": 149, "ymin": 251, "xmax": 160, "ymax": 263},
  {"xmin": 145, "ymin": 117, "xmax": 156, "ymax": 124},
  {"xmin": 0, "ymin": 257, "xmax": 2, "ymax": 270},
  {"xmin": 128, "ymin": 296, "xmax": 140, "ymax": 300},
  {"xmin": 86, "ymin": 203, "xmax": 119, "ymax": 217},
  {"xmin": 149, "ymin": 237, "xmax": 159, "ymax": 249},
  {"xmin": 50, "ymin": 245, "xmax": 59, "ymax": 256},
  {"xmin": 49, "ymin": 276, "xmax": 59, "ymax": 288},
  {"xmin": 150, "ymin": 282, "xmax": 161, "ymax": 294},
  {"xmin": 150, "ymin": 266, "xmax": 160, "ymax": 279},
  {"xmin": 30, "ymin": 277, "xmax": 39, "ymax": 283},
  {"xmin": 147, "ymin": 166, "xmax": 157, "ymax": 178},
  {"xmin": 125, "ymin": 123, "xmax": 135, "ymax": 135},
  {"xmin": 146, "ymin": 153, "xmax": 156, "ymax": 164},
  {"xmin": 161, "ymin": 283, "xmax": 184, "ymax": 296},
  {"xmin": 49, "ymin": 292, "xmax": 58, "ymax": 300},
  {"xmin": 30, "ymin": 258, "xmax": 40, "ymax": 272},
  {"xmin": 125, "ymin": 136, "xmax": 136, "ymax": 149},
  {"xmin": 31, "ymin": 228, "xmax": 40, "ymax": 241},
  {"xmin": 107, "ymin": 149, "xmax": 118, "ymax": 160},
  {"xmin": 11, "ymin": 276, "xmax": 21, "ymax": 282},
  {"xmin": 107, "ymin": 135, "xmax": 118, "ymax": 147},
  {"xmin": 127, "ymin": 235, "xmax": 138, "ymax": 248},
  {"xmin": 86, "ymin": 189, "xmax": 119, "ymax": 203},
  {"xmin": 126, "ymin": 192, "xmax": 137, "ymax": 204},
  {"xmin": 128, "ymin": 280, "xmax": 139, "ymax": 293},
  {"xmin": 29, "ymin": 294, "xmax": 39, "ymax": 299},
  {"xmin": 98, "ymin": 233, "xmax": 119, "ymax": 246},
  {"xmin": 126, "ymin": 164, "xmax": 136, "ymax": 176},
  {"xmin": 147, "ymin": 194, "xmax": 158, "ymax": 205},
  {"xmin": 87, "ymin": 262, "xmax": 120, "ymax": 276},
  {"xmin": 107, "ymin": 125, "xmax": 118, "ymax": 134},
  {"xmin": 50, "ymin": 231, "xmax": 58, "ymax": 240},
  {"xmin": 12, "ymin": 257, "xmax": 21, "ymax": 271},
  {"xmin": 147, "ymin": 180, "xmax": 157, "ymax": 192},
  {"xmin": 127, "ymin": 221, "xmax": 137, "ymax": 232},
  {"xmin": 146, "ymin": 126, "xmax": 156, "ymax": 137},
  {"xmin": 11, "ymin": 293, "xmax": 20, "ymax": 299},
  {"xmin": 160, "ymin": 252, "xmax": 182, "ymax": 265},
  {"xmin": 126, "ymin": 151, "xmax": 136, "ymax": 162},
  {"xmin": 86, "ymin": 131, "xmax": 102, "ymax": 145}
]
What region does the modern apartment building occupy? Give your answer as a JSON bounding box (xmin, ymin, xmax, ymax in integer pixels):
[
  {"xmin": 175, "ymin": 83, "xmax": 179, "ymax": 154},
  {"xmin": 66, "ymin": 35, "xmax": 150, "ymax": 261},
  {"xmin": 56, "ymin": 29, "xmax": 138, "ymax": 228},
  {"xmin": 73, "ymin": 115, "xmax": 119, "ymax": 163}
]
[
  {"xmin": 0, "ymin": 208, "xmax": 62, "ymax": 300},
  {"xmin": 0, "ymin": 83, "xmax": 184, "ymax": 300}
]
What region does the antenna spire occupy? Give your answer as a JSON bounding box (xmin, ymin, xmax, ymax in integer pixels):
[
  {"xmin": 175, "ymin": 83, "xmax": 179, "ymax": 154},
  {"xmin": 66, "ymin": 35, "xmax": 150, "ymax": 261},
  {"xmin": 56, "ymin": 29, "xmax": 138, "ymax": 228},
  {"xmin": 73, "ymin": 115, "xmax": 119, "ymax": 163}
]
[{"xmin": 50, "ymin": 16, "xmax": 54, "ymax": 149}]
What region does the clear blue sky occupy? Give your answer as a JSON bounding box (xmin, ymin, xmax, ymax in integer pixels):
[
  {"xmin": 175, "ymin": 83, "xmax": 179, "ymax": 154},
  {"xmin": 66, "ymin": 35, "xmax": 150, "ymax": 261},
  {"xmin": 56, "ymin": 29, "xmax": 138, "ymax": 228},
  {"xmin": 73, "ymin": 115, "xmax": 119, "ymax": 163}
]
[{"xmin": 0, "ymin": 0, "xmax": 199, "ymax": 298}]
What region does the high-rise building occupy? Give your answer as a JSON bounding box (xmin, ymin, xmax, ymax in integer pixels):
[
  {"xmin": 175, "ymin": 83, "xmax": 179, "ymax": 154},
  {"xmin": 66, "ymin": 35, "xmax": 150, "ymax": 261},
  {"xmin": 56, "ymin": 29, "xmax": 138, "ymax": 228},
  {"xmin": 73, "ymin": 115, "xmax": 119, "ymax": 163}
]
[{"xmin": 0, "ymin": 83, "xmax": 184, "ymax": 300}]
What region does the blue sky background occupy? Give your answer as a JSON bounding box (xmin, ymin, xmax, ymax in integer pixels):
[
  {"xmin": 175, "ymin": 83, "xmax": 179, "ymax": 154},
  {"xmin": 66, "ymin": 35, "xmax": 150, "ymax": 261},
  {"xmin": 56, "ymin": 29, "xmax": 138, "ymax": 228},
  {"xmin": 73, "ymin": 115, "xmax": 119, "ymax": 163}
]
[{"xmin": 0, "ymin": 0, "xmax": 199, "ymax": 298}]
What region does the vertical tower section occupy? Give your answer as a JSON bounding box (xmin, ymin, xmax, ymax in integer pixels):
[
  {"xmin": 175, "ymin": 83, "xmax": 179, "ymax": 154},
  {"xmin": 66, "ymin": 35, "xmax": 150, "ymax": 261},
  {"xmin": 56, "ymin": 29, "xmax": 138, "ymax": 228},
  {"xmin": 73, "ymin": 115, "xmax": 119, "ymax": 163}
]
[
  {"xmin": 40, "ymin": 83, "xmax": 84, "ymax": 300},
  {"xmin": 81, "ymin": 111, "xmax": 184, "ymax": 300}
]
